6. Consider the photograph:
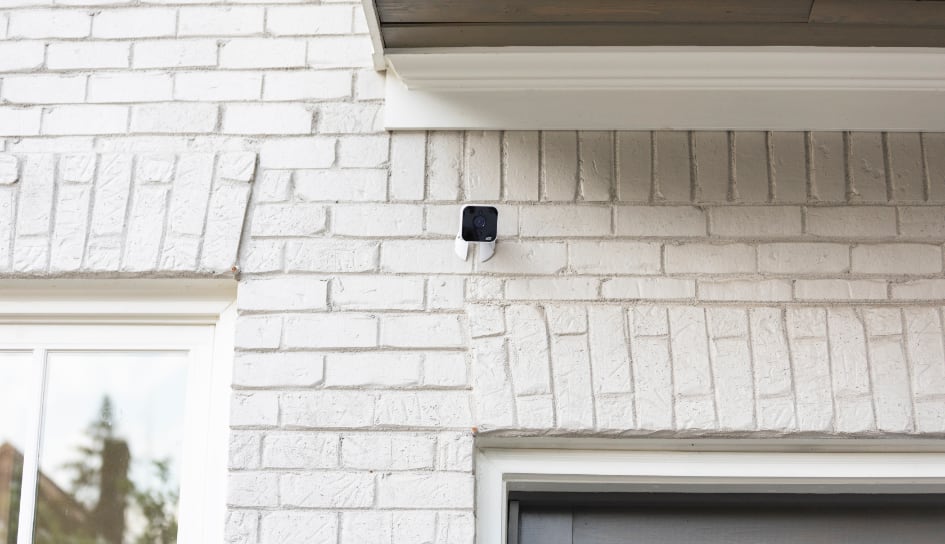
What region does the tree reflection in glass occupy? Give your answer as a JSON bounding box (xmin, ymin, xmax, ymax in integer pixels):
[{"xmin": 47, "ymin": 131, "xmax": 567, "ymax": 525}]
[{"xmin": 33, "ymin": 352, "xmax": 188, "ymax": 544}]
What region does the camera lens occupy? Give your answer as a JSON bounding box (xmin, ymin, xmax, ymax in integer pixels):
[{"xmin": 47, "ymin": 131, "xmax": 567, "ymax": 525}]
[{"xmin": 473, "ymin": 215, "xmax": 487, "ymax": 228}]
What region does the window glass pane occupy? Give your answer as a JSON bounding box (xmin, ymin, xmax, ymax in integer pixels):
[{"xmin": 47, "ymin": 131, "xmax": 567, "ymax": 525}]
[
  {"xmin": 34, "ymin": 352, "xmax": 188, "ymax": 544},
  {"xmin": 0, "ymin": 352, "xmax": 31, "ymax": 544}
]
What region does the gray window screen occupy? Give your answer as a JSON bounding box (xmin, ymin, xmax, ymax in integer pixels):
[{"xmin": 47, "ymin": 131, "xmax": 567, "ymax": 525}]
[{"xmin": 510, "ymin": 492, "xmax": 945, "ymax": 544}]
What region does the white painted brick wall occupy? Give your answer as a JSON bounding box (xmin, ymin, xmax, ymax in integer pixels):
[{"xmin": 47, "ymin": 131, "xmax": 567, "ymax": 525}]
[{"xmin": 3, "ymin": 2, "xmax": 945, "ymax": 543}]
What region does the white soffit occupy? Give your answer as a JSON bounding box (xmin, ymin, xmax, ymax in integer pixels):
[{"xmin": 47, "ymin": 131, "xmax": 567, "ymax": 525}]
[{"xmin": 382, "ymin": 47, "xmax": 945, "ymax": 131}]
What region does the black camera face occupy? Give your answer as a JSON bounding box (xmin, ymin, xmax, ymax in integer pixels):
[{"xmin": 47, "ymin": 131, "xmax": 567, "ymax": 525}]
[{"xmin": 461, "ymin": 206, "xmax": 498, "ymax": 242}]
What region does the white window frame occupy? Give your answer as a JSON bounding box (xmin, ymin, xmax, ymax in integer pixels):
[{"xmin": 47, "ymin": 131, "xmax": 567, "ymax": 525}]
[
  {"xmin": 476, "ymin": 438, "xmax": 945, "ymax": 544},
  {"xmin": 0, "ymin": 279, "xmax": 236, "ymax": 544}
]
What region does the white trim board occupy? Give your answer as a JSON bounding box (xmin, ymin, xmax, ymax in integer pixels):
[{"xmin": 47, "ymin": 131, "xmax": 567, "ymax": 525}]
[
  {"xmin": 383, "ymin": 47, "xmax": 945, "ymax": 131},
  {"xmin": 476, "ymin": 445, "xmax": 945, "ymax": 544}
]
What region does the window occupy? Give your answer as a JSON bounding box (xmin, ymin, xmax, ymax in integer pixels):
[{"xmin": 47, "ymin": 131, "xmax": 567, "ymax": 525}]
[
  {"xmin": 477, "ymin": 442, "xmax": 945, "ymax": 544},
  {"xmin": 0, "ymin": 281, "xmax": 235, "ymax": 544}
]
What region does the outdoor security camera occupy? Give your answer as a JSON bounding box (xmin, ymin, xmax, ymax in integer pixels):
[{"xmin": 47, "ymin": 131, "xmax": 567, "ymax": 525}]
[{"xmin": 455, "ymin": 205, "xmax": 498, "ymax": 262}]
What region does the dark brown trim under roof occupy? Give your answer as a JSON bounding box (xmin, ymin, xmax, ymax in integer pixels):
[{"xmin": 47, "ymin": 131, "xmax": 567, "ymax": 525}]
[{"xmin": 373, "ymin": 0, "xmax": 945, "ymax": 49}]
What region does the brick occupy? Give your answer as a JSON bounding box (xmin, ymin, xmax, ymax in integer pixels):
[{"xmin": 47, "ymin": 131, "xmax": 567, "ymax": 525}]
[
  {"xmin": 903, "ymin": 308, "xmax": 945, "ymax": 398},
  {"xmin": 471, "ymin": 336, "xmax": 517, "ymax": 428},
  {"xmin": 848, "ymin": 132, "xmax": 887, "ymax": 202},
  {"xmin": 326, "ymin": 352, "xmax": 421, "ymax": 387},
  {"xmin": 464, "ymin": 131, "xmax": 501, "ymax": 200},
  {"xmin": 260, "ymin": 138, "xmax": 335, "ymax": 169},
  {"xmin": 341, "ymin": 433, "xmax": 435, "ymax": 470},
  {"xmin": 227, "ymin": 472, "xmax": 278, "ymax": 507},
  {"xmin": 223, "ymin": 104, "xmax": 312, "ymax": 135},
  {"xmin": 892, "ymin": 279, "xmax": 945, "ymax": 300},
  {"xmin": 88, "ymin": 73, "xmax": 173, "ymax": 103},
  {"xmin": 3, "ymin": 75, "xmax": 87, "ymax": 105},
  {"xmin": 264, "ymin": 71, "xmax": 351, "ymax": 101},
  {"xmin": 579, "ymin": 131, "xmax": 613, "ymax": 201},
  {"xmin": 308, "ymin": 36, "xmax": 374, "ymax": 69},
  {"xmin": 467, "ymin": 304, "xmax": 505, "ymax": 338},
  {"xmin": 505, "ymin": 304, "xmax": 552, "ymax": 396},
  {"xmin": 588, "ymin": 306, "xmax": 632, "ymax": 396},
  {"xmin": 707, "ymin": 333, "xmax": 754, "ymax": 429},
  {"xmin": 569, "ymin": 241, "xmax": 661, "ymax": 274},
  {"xmin": 628, "ymin": 335, "xmax": 673, "ymax": 429},
  {"xmin": 341, "ymin": 512, "xmax": 390, "ymax": 544},
  {"xmin": 233, "ymin": 352, "xmax": 324, "ymax": 388},
  {"xmin": 390, "ymin": 132, "xmax": 426, "ymax": 200},
  {"xmin": 709, "ymin": 206, "xmax": 802, "ymax": 237},
  {"xmin": 750, "ymin": 308, "xmax": 794, "ymax": 402},
  {"xmin": 226, "ymin": 511, "xmax": 257, "ymax": 544},
  {"xmin": 795, "ymin": 280, "xmax": 887, "ymax": 301},
  {"xmin": 332, "ymin": 276, "xmax": 424, "ymax": 310},
  {"xmin": 769, "ymin": 132, "xmax": 807, "ymax": 203},
  {"xmin": 506, "ymin": 278, "xmax": 598, "ymax": 301},
  {"xmin": 615, "ymin": 206, "xmax": 707, "ymax": 237},
  {"xmin": 262, "ymin": 433, "xmax": 338, "ymax": 469},
  {"xmin": 179, "ymin": 7, "xmax": 264, "ymax": 36},
  {"xmin": 49, "ymin": 185, "xmax": 90, "ymax": 272},
  {"xmin": 234, "ymin": 315, "xmax": 282, "ymax": 349},
  {"xmin": 665, "ymin": 243, "xmax": 755, "ymax": 274},
  {"xmin": 851, "ymin": 244, "xmax": 942, "ymax": 274},
  {"xmin": 284, "ymin": 314, "xmax": 377, "ymax": 348},
  {"xmin": 230, "ymin": 391, "xmax": 278, "ymax": 427},
  {"xmin": 15, "ymin": 155, "xmax": 55, "ymax": 237},
  {"xmin": 261, "ymin": 512, "xmax": 338, "ymax": 544},
  {"xmin": 789, "ymin": 333, "xmax": 833, "ymax": 432},
  {"xmin": 252, "ymin": 203, "xmax": 326, "ymax": 236},
  {"xmin": 733, "ymin": 132, "xmax": 769, "ymax": 202},
  {"xmin": 131, "ymin": 104, "xmax": 217, "ymax": 134},
  {"xmin": 133, "ymin": 40, "xmax": 217, "ymax": 69},
  {"xmin": 282, "ymin": 473, "xmax": 374, "ymax": 508},
  {"xmin": 806, "ymin": 206, "xmax": 897, "ymax": 238},
  {"xmin": 787, "ymin": 307, "xmax": 828, "ymax": 339},
  {"xmin": 135, "ymin": 155, "xmax": 175, "ymax": 183},
  {"xmin": 616, "ymin": 131, "xmax": 652, "ymax": 202},
  {"xmin": 668, "ymin": 307, "xmax": 713, "ymax": 397},
  {"xmin": 256, "ymin": 171, "xmax": 291, "ymax": 202},
  {"xmin": 286, "ymin": 240, "xmax": 378, "ymax": 272},
  {"xmin": 428, "ymin": 131, "xmax": 463, "ymax": 201},
  {"xmin": 381, "ymin": 240, "xmax": 472, "ymax": 274},
  {"xmin": 542, "ymin": 131, "xmax": 578, "ymax": 201},
  {"xmin": 337, "ymin": 135, "xmax": 389, "ymax": 168},
  {"xmin": 332, "ymin": 204, "xmax": 423, "ymax": 237},
  {"xmin": 426, "ymin": 277, "xmax": 465, "ymax": 310},
  {"xmin": 374, "ymin": 391, "xmax": 472, "ymax": 427},
  {"xmin": 267, "ymin": 5, "xmax": 352, "ymax": 35},
  {"xmin": 93, "ymin": 8, "xmax": 176, "ymax": 38},
  {"xmin": 0, "ymin": 108, "xmax": 42, "ymax": 136},
  {"xmin": 229, "ymin": 431, "xmax": 261, "ymax": 469},
  {"xmin": 221, "ymin": 39, "xmax": 307, "ymax": 69},
  {"xmin": 281, "ymin": 391, "xmax": 375, "ymax": 428},
  {"xmin": 89, "ymin": 154, "xmax": 132, "ymax": 237},
  {"xmin": 0, "ymin": 42, "xmax": 46, "ymax": 71},
  {"xmin": 928, "ymin": 133, "xmax": 945, "ymax": 202},
  {"xmin": 692, "ymin": 131, "xmax": 729, "ymax": 202},
  {"xmin": 900, "ymin": 207, "xmax": 945, "ymax": 239},
  {"xmin": 809, "ymin": 132, "xmax": 846, "ymax": 202},
  {"xmin": 0, "ymin": 156, "xmax": 18, "ymax": 185},
  {"xmin": 377, "ymin": 473, "xmax": 473, "ymax": 508},
  {"xmin": 355, "ymin": 69, "xmax": 385, "ymax": 101},
  {"xmin": 240, "ymin": 240, "xmax": 284, "ymax": 274},
  {"xmin": 520, "ymin": 206, "xmax": 610, "ymax": 237},
  {"xmin": 238, "ymin": 277, "xmax": 327, "ymax": 311},
  {"xmin": 423, "ymin": 352, "xmax": 467, "ymax": 387},
  {"xmin": 758, "ymin": 243, "xmax": 849, "ymax": 274},
  {"xmin": 887, "ymin": 133, "xmax": 924, "ymax": 201},
  {"xmin": 201, "ymin": 183, "xmax": 251, "ymax": 271},
  {"xmin": 602, "ymin": 277, "xmax": 695, "ymax": 300},
  {"xmin": 546, "ymin": 305, "xmax": 587, "ymax": 335},
  {"xmin": 827, "ymin": 308, "xmax": 872, "ymax": 397},
  {"xmin": 436, "ymin": 431, "xmax": 473, "ymax": 471},
  {"xmin": 504, "ymin": 131, "xmax": 540, "ymax": 201},
  {"xmin": 550, "ymin": 334, "xmax": 595, "ymax": 429},
  {"xmin": 9, "ymin": 9, "xmax": 90, "ymax": 38},
  {"xmin": 698, "ymin": 279, "xmax": 792, "ymax": 302},
  {"xmin": 174, "ymin": 72, "xmax": 263, "ymax": 101},
  {"xmin": 653, "ymin": 131, "xmax": 690, "ymax": 202},
  {"xmin": 295, "ymin": 169, "xmax": 386, "ymax": 201},
  {"xmin": 380, "ymin": 314, "xmax": 465, "ymax": 348}
]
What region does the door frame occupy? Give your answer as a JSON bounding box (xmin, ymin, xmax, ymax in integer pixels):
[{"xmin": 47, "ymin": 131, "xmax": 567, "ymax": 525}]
[{"xmin": 476, "ymin": 438, "xmax": 945, "ymax": 544}]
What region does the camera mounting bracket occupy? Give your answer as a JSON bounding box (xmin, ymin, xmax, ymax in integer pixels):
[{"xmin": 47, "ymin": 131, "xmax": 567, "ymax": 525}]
[{"xmin": 454, "ymin": 235, "xmax": 496, "ymax": 263}]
